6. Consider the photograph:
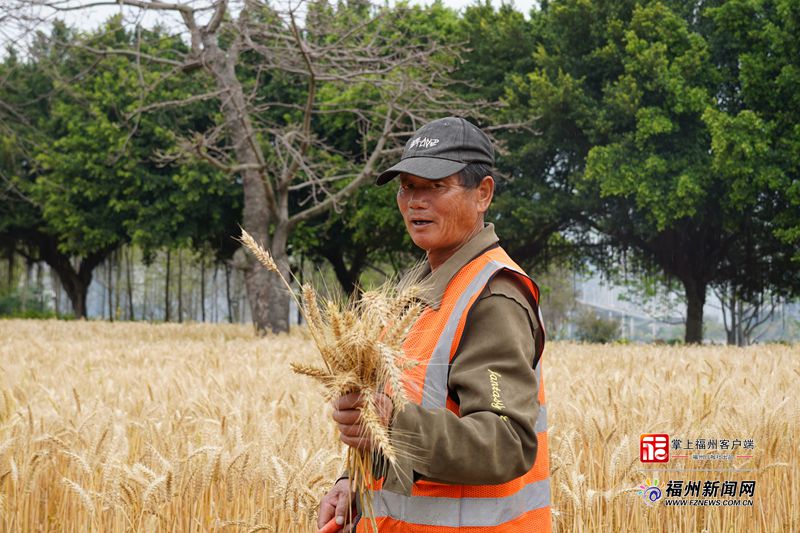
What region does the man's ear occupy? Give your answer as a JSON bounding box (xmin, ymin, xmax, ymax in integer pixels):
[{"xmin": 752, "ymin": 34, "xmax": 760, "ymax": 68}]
[{"xmin": 476, "ymin": 175, "xmax": 495, "ymax": 213}]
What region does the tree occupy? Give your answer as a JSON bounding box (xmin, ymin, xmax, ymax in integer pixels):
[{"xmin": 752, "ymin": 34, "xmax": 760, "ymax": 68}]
[
  {"xmin": 292, "ymin": 183, "xmax": 413, "ymax": 293},
  {"xmin": 9, "ymin": 0, "xmax": 477, "ymax": 333},
  {"xmin": 0, "ymin": 19, "xmax": 241, "ymax": 317},
  {"xmin": 458, "ymin": 2, "xmax": 595, "ymax": 276},
  {"xmin": 289, "ymin": 1, "xmax": 465, "ymax": 293},
  {"xmin": 574, "ymin": 307, "xmax": 621, "ymax": 344},
  {"xmin": 705, "ymin": 0, "xmax": 800, "ymax": 262},
  {"xmin": 0, "ymin": 22, "xmax": 117, "ymax": 318},
  {"xmin": 703, "ymin": 0, "xmax": 800, "ymax": 343},
  {"xmin": 508, "ymin": 0, "xmax": 800, "ymax": 342}
]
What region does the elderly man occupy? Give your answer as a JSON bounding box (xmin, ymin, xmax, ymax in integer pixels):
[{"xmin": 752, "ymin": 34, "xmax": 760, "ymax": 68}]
[{"xmin": 317, "ymin": 117, "xmax": 551, "ymax": 532}]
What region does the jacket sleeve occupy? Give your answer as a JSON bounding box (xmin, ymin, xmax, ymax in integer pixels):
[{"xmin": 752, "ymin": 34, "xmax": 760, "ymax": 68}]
[{"xmin": 382, "ymin": 272, "xmax": 542, "ymax": 493}]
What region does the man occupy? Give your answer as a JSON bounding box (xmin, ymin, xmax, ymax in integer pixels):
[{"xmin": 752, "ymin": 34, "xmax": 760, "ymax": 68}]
[{"xmin": 318, "ymin": 117, "xmax": 551, "ymax": 532}]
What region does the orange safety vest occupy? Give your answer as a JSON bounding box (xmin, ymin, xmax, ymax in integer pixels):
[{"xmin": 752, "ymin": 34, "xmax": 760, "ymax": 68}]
[{"xmin": 357, "ymin": 246, "xmax": 551, "ymax": 532}]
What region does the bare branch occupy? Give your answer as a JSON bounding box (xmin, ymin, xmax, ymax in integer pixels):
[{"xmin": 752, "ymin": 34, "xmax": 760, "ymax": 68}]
[
  {"xmin": 204, "ymin": 0, "xmax": 227, "ymax": 34},
  {"xmin": 280, "ymin": 6, "xmax": 316, "ymax": 187},
  {"xmin": 287, "ymin": 105, "xmax": 398, "ymax": 229},
  {"xmin": 39, "ymin": 0, "xmax": 193, "ymax": 14},
  {"xmin": 0, "ymin": 170, "xmax": 38, "ymax": 207},
  {"xmin": 71, "ymin": 43, "xmax": 188, "ymax": 68},
  {"xmin": 126, "ymin": 89, "xmax": 226, "ymax": 116}
]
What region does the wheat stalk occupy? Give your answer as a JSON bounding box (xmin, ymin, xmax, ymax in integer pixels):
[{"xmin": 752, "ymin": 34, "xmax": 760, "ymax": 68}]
[
  {"xmin": 238, "ymin": 227, "xmax": 422, "ymax": 529},
  {"xmin": 237, "ymin": 228, "xmax": 279, "ymax": 274},
  {"xmin": 62, "ymin": 477, "xmax": 95, "ymax": 515}
]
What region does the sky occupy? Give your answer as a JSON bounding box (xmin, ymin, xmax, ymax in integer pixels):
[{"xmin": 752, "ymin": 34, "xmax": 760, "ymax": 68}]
[
  {"xmin": 1, "ymin": 0, "xmax": 539, "ymax": 59},
  {"xmin": 2, "ymin": 0, "xmax": 538, "ymax": 45}
]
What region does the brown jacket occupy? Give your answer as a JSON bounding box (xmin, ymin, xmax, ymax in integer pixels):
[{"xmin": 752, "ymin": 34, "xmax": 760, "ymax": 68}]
[{"xmin": 378, "ymin": 224, "xmax": 543, "ymax": 495}]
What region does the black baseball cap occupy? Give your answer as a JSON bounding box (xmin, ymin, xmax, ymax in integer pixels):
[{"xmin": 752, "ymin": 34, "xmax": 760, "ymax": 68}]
[{"xmin": 376, "ymin": 116, "xmax": 494, "ymax": 185}]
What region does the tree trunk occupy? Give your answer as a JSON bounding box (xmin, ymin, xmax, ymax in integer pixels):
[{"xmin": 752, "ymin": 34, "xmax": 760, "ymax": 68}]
[
  {"xmin": 225, "ymin": 261, "xmax": 233, "ymax": 324},
  {"xmin": 200, "ymin": 253, "xmax": 206, "ymax": 322},
  {"xmin": 107, "ymin": 251, "xmax": 114, "ymax": 321},
  {"xmin": 6, "ymin": 247, "xmax": 13, "ymax": 291},
  {"xmin": 47, "ymin": 253, "xmax": 100, "ymax": 318},
  {"xmin": 165, "ymin": 249, "xmax": 171, "ymax": 322},
  {"xmin": 21, "ymin": 234, "xmax": 114, "ymax": 319},
  {"xmin": 22, "ymin": 259, "xmax": 31, "ymax": 312},
  {"xmin": 36, "ymin": 262, "xmax": 44, "ymax": 309},
  {"xmin": 126, "ymin": 247, "xmax": 134, "ymax": 320},
  {"xmin": 264, "ymin": 252, "xmax": 291, "ymax": 333},
  {"xmin": 684, "ymin": 279, "xmax": 706, "ymax": 344},
  {"xmin": 297, "ymin": 253, "xmax": 304, "ymax": 326},
  {"xmin": 261, "ymin": 222, "xmax": 291, "ymax": 333},
  {"xmin": 114, "ymin": 248, "xmax": 122, "ymax": 320},
  {"xmin": 212, "ymin": 261, "xmax": 219, "ymax": 323},
  {"xmin": 203, "ymin": 34, "xmax": 281, "ymax": 334},
  {"xmin": 143, "ymin": 260, "xmax": 149, "ymax": 321},
  {"xmin": 736, "ymin": 298, "xmax": 744, "ymax": 347},
  {"xmin": 243, "ymin": 254, "xmax": 289, "ymax": 333},
  {"xmin": 726, "ymin": 284, "xmax": 737, "ymax": 345},
  {"xmin": 52, "ymin": 265, "xmax": 61, "ymax": 315},
  {"xmin": 177, "ymin": 248, "xmax": 183, "ymax": 323},
  {"xmin": 323, "ymin": 248, "xmax": 366, "ymax": 295},
  {"xmin": 62, "ymin": 271, "xmax": 89, "ymax": 318}
]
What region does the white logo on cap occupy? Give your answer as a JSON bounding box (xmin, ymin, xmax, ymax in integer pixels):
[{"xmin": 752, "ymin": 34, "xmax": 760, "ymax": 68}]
[{"xmin": 408, "ymin": 137, "xmax": 440, "ymax": 150}]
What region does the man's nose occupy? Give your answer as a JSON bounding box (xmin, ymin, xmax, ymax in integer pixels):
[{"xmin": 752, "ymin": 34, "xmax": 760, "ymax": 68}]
[{"xmin": 407, "ymin": 189, "xmax": 427, "ymax": 208}]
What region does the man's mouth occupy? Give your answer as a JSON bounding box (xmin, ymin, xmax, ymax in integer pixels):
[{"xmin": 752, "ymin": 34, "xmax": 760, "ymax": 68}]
[{"xmin": 411, "ymin": 219, "xmax": 433, "ymax": 227}]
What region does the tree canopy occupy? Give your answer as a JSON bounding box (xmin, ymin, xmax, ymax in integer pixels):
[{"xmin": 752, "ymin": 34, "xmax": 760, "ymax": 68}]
[
  {"xmin": 505, "ymin": 0, "xmax": 799, "ymax": 342},
  {"xmin": 1, "ymin": 0, "xmax": 797, "ymax": 342}
]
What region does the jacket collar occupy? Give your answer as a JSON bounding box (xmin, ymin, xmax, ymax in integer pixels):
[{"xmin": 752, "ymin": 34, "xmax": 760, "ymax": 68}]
[{"xmin": 404, "ymin": 223, "xmax": 500, "ymax": 310}]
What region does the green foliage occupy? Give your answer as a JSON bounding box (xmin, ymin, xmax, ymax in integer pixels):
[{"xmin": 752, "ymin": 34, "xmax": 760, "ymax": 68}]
[
  {"xmin": 286, "ymin": 1, "xmax": 463, "ymax": 289},
  {"xmin": 705, "ymin": 0, "xmax": 800, "ymax": 259},
  {"xmin": 1, "ymin": 17, "xmax": 241, "ymax": 258},
  {"xmin": 456, "ymin": 1, "xmax": 536, "ymax": 102},
  {"xmin": 292, "ymin": 173, "xmax": 414, "ymax": 291},
  {"xmin": 2, "ymin": 0, "xmax": 798, "ymax": 329},
  {"xmin": 532, "ymin": 262, "xmax": 579, "ymax": 339},
  {"xmin": 505, "ymin": 0, "xmax": 800, "ymax": 342},
  {"xmin": 450, "ymin": 2, "xmax": 582, "ymax": 272},
  {"xmin": 582, "ymin": 2, "xmax": 716, "ymax": 232},
  {"xmin": 0, "ymin": 17, "xmax": 242, "ymax": 317},
  {"xmin": 574, "ymin": 308, "xmax": 621, "ymax": 344},
  {"xmin": 0, "ymin": 288, "xmax": 69, "ymax": 319}
]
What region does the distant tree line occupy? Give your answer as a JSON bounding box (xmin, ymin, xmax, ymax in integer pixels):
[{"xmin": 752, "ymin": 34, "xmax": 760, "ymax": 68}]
[
  {"xmin": 1, "ymin": 0, "xmax": 798, "ymax": 343},
  {"xmin": 0, "ymin": 244, "xmax": 261, "ymax": 324}
]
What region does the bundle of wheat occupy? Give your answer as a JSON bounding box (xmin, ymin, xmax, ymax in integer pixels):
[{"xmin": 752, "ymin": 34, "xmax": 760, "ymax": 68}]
[{"xmin": 239, "ymin": 228, "xmax": 421, "ymax": 529}]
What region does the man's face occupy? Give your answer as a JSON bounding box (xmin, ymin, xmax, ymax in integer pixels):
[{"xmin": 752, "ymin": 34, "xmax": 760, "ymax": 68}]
[{"xmin": 396, "ymin": 173, "xmax": 494, "ymax": 266}]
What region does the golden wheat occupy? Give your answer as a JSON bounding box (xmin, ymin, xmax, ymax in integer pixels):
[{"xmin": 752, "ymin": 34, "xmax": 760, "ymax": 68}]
[
  {"xmin": 0, "ymin": 320, "xmax": 798, "ymax": 532},
  {"xmin": 239, "ymin": 229, "xmax": 421, "ymax": 531}
]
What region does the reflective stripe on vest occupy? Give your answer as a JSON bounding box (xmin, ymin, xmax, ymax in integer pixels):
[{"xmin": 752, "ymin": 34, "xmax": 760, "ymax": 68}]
[
  {"xmin": 361, "ymin": 248, "xmax": 551, "ymax": 531},
  {"xmin": 535, "ymin": 364, "xmax": 547, "ymax": 434},
  {"xmin": 421, "ymin": 260, "xmax": 518, "ymax": 410},
  {"xmin": 371, "ymin": 478, "xmax": 551, "ymax": 527}
]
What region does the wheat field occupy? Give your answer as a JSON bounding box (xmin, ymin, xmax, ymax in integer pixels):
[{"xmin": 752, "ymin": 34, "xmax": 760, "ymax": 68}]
[{"xmin": 0, "ymin": 320, "xmax": 797, "ymax": 532}]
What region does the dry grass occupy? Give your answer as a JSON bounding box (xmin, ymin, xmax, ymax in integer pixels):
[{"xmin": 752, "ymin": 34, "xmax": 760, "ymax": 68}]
[{"xmin": 0, "ymin": 320, "xmax": 798, "ymax": 532}]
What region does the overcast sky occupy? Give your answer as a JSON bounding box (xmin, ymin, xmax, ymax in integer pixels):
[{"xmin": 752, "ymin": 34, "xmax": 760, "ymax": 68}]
[
  {"xmin": 1, "ymin": 0, "xmax": 538, "ymax": 57},
  {"xmin": 0, "ymin": 0, "xmax": 536, "ymax": 44}
]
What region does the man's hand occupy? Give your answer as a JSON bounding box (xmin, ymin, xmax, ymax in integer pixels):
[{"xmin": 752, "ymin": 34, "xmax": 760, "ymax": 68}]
[
  {"xmin": 317, "ymin": 478, "xmax": 355, "ymax": 532},
  {"xmin": 332, "ymin": 392, "xmax": 393, "ymax": 451}
]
